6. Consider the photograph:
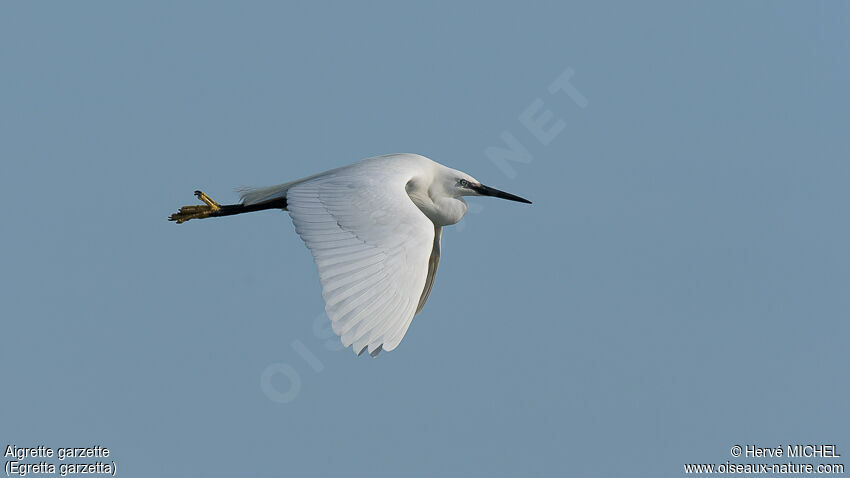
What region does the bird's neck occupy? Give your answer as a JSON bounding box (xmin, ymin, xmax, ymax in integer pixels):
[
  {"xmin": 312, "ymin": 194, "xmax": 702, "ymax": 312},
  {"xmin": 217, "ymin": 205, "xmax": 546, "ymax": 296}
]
[{"xmin": 408, "ymin": 188, "xmax": 468, "ymax": 227}]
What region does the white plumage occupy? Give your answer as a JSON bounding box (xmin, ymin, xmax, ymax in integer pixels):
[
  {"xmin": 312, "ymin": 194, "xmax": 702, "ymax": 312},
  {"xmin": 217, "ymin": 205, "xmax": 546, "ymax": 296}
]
[{"xmin": 172, "ymin": 153, "xmax": 531, "ymax": 356}]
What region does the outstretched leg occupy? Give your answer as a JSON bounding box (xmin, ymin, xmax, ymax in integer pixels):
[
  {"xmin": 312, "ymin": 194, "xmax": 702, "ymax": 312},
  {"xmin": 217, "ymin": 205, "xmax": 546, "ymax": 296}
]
[{"xmin": 169, "ymin": 190, "xmax": 287, "ymax": 224}]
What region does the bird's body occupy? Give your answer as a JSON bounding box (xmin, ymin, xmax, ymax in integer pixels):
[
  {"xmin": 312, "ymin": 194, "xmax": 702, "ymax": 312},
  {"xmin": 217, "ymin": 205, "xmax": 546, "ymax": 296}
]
[{"xmin": 170, "ymin": 153, "xmax": 530, "ymax": 356}]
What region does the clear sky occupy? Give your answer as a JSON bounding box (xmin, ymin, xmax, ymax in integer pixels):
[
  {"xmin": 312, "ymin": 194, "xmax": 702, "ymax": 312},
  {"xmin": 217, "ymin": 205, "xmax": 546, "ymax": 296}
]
[{"xmin": 1, "ymin": 1, "xmax": 848, "ymax": 476}]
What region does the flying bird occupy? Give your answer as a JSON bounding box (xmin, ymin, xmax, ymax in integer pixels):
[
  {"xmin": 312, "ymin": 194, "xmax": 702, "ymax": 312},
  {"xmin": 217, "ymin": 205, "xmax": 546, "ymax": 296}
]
[{"xmin": 169, "ymin": 153, "xmax": 531, "ymax": 356}]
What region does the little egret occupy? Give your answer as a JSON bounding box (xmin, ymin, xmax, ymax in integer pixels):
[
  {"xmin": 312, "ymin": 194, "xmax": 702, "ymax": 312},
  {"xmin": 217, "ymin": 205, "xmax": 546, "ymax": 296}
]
[{"xmin": 169, "ymin": 153, "xmax": 531, "ymax": 356}]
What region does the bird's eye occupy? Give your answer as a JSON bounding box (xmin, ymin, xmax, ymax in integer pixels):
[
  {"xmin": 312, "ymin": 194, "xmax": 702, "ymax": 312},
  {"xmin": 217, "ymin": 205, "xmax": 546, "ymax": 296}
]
[{"xmin": 458, "ymin": 179, "xmax": 469, "ymax": 187}]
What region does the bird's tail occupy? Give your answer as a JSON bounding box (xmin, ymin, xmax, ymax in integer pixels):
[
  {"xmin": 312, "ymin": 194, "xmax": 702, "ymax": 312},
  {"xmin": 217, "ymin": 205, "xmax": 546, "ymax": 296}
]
[
  {"xmin": 237, "ymin": 165, "xmax": 348, "ymax": 205},
  {"xmin": 237, "ymin": 183, "xmax": 290, "ymax": 206}
]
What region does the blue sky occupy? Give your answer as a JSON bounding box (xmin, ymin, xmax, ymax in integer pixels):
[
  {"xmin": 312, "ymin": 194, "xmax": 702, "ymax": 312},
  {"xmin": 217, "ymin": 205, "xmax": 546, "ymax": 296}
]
[{"xmin": 1, "ymin": 2, "xmax": 848, "ymax": 476}]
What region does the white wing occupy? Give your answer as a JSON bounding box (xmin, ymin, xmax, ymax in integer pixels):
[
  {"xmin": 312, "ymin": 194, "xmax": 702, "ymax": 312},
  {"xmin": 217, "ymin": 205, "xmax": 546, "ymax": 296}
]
[{"xmin": 286, "ymin": 168, "xmax": 435, "ymax": 356}]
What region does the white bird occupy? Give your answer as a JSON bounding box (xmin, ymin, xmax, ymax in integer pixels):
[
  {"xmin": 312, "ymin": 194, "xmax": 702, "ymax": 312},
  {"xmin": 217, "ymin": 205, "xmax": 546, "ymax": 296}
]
[{"xmin": 170, "ymin": 153, "xmax": 531, "ymax": 356}]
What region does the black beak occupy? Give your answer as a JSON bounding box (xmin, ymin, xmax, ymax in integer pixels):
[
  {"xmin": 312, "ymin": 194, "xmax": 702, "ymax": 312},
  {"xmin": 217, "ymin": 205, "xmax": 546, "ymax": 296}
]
[{"xmin": 472, "ymin": 183, "xmax": 532, "ymax": 204}]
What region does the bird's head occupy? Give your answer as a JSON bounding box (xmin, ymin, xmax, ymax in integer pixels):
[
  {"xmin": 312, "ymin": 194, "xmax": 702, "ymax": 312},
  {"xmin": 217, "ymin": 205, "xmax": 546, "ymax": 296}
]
[
  {"xmin": 446, "ymin": 171, "xmax": 532, "ymax": 204},
  {"xmin": 415, "ymin": 165, "xmax": 532, "ymax": 226}
]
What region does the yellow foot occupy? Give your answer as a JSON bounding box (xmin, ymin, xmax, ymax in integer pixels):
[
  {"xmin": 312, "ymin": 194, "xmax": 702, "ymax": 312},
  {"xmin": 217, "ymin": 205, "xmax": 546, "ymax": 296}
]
[{"xmin": 169, "ymin": 190, "xmax": 222, "ymax": 223}]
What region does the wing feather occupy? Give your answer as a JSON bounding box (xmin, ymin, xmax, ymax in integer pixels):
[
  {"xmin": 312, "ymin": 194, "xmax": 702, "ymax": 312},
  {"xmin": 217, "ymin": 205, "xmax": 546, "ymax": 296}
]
[
  {"xmin": 417, "ymin": 226, "xmax": 442, "ymax": 314},
  {"xmin": 286, "ymin": 170, "xmax": 435, "ymax": 355}
]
